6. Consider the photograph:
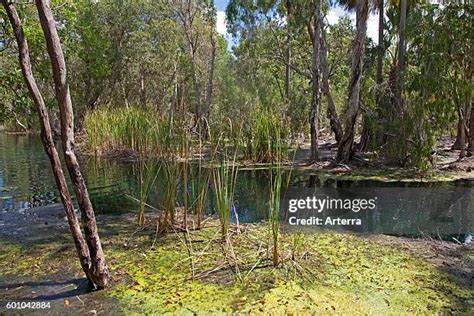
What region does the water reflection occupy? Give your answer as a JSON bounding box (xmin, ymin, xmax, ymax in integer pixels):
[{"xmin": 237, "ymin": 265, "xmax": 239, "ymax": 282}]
[{"xmin": 0, "ymin": 133, "xmax": 472, "ymax": 241}]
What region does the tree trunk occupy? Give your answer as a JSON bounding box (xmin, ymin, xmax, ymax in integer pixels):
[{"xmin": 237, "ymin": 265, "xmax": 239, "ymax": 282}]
[
  {"xmin": 357, "ymin": 116, "xmax": 370, "ymax": 152},
  {"xmin": 335, "ymin": 0, "xmax": 369, "ymax": 163},
  {"xmin": 396, "ymin": 0, "xmax": 407, "ymax": 111},
  {"xmin": 452, "ymin": 116, "xmax": 465, "ymax": 150},
  {"xmin": 320, "ymin": 23, "xmax": 342, "ymax": 143},
  {"xmin": 2, "ymin": 0, "xmax": 99, "ymax": 287},
  {"xmin": 139, "ymin": 65, "xmax": 147, "ymax": 109},
  {"xmin": 284, "ymin": 0, "xmax": 291, "ymax": 102},
  {"xmin": 376, "ymin": 0, "xmax": 384, "ymax": 93},
  {"xmin": 375, "ymin": 0, "xmax": 385, "ymax": 146},
  {"xmin": 35, "ymin": 0, "xmax": 109, "ymax": 289},
  {"xmin": 459, "ymin": 107, "xmax": 468, "ymax": 159},
  {"xmin": 459, "ymin": 92, "xmax": 472, "ymax": 159},
  {"xmin": 468, "ymin": 99, "xmax": 474, "ymax": 156},
  {"xmin": 202, "ymin": 32, "xmax": 216, "ymax": 137},
  {"xmin": 310, "ymin": 0, "xmax": 322, "ymax": 162}
]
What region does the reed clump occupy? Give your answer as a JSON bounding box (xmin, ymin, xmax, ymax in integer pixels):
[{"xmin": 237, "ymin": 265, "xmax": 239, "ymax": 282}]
[
  {"xmin": 85, "ymin": 107, "xmax": 187, "ymax": 158},
  {"xmin": 247, "ymin": 109, "xmax": 290, "ymax": 163}
]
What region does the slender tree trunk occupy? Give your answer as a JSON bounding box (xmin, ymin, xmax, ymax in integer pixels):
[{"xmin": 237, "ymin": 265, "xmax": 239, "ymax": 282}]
[
  {"xmin": 335, "ymin": 0, "xmax": 369, "ymax": 163},
  {"xmin": 452, "ymin": 116, "xmax": 465, "ymax": 150},
  {"xmin": 284, "ymin": 0, "xmax": 291, "ymax": 102},
  {"xmin": 396, "ymin": 0, "xmax": 407, "ymax": 111},
  {"xmin": 2, "ymin": 0, "xmax": 99, "ymax": 287},
  {"xmin": 202, "ymin": 32, "xmax": 216, "ymax": 137},
  {"xmin": 139, "ymin": 65, "xmax": 147, "ymax": 109},
  {"xmin": 468, "ymin": 98, "xmax": 474, "ymax": 156},
  {"xmin": 320, "ymin": 24, "xmax": 342, "ymax": 143},
  {"xmin": 459, "ymin": 88, "xmax": 472, "ymax": 159},
  {"xmin": 459, "ymin": 105, "xmax": 468, "ymax": 159},
  {"xmin": 35, "ymin": 0, "xmax": 109, "ymax": 289},
  {"xmin": 310, "ymin": 0, "xmax": 322, "ymax": 161},
  {"xmin": 375, "ymin": 0, "xmax": 385, "ymax": 146},
  {"xmin": 376, "ymin": 0, "xmax": 384, "ymax": 93}
]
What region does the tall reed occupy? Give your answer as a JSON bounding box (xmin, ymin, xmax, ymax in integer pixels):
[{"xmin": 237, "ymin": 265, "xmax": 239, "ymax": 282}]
[
  {"xmin": 135, "ymin": 159, "xmax": 161, "ymax": 226},
  {"xmin": 85, "ymin": 107, "xmax": 188, "ymax": 158},
  {"xmin": 269, "ymin": 163, "xmax": 283, "ymax": 266},
  {"xmin": 212, "ymin": 139, "xmax": 239, "ymax": 237},
  {"xmin": 161, "ymin": 160, "xmax": 179, "ymax": 229},
  {"xmin": 253, "ymin": 109, "xmax": 290, "ymax": 163},
  {"xmin": 267, "ymin": 126, "xmax": 291, "ymax": 266},
  {"xmin": 189, "ymin": 163, "xmax": 210, "ymax": 229}
]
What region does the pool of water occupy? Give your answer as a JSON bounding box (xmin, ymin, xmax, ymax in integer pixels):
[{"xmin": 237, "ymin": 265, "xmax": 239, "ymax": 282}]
[{"xmin": 0, "ymin": 133, "xmax": 472, "ymax": 241}]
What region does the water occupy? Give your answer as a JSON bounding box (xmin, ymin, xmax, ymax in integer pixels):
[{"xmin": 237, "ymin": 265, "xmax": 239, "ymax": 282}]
[{"xmin": 0, "ymin": 133, "xmax": 473, "ymax": 241}]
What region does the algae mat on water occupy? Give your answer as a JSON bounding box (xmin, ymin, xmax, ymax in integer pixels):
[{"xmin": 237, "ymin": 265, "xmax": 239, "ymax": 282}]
[{"xmin": 0, "ymin": 218, "xmax": 472, "ymax": 315}]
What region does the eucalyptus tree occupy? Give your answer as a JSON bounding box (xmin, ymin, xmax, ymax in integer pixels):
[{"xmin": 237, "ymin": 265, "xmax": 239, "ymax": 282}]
[
  {"xmin": 469, "ymin": 102, "xmax": 474, "ymax": 156},
  {"xmin": 320, "ymin": 17, "xmax": 343, "ymax": 143},
  {"xmin": 395, "ymin": 0, "xmax": 407, "ymax": 112},
  {"xmin": 2, "ymin": 0, "xmax": 109, "ymax": 289},
  {"xmin": 173, "ymin": 0, "xmax": 218, "ymax": 136},
  {"xmin": 335, "ymin": 0, "xmax": 369, "ymax": 163},
  {"xmin": 375, "ymin": 0, "xmax": 384, "ymax": 93},
  {"xmin": 309, "ymin": 0, "xmax": 322, "ymax": 160},
  {"xmin": 391, "ymin": 2, "xmax": 473, "ymax": 166},
  {"xmin": 227, "ymin": 0, "xmax": 346, "ymax": 160}
]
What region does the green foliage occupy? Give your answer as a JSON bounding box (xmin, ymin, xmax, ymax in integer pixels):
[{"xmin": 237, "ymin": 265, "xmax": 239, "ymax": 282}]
[
  {"xmin": 376, "ymin": 2, "xmax": 473, "ymax": 168},
  {"xmin": 2, "ymin": 0, "xmax": 473, "ymax": 168}
]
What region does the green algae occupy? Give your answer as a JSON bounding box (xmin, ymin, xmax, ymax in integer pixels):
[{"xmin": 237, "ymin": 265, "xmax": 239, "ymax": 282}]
[
  {"xmin": 0, "ymin": 239, "xmax": 80, "ymax": 278},
  {"xmin": 104, "ymin": 225, "xmax": 472, "ymax": 314},
  {"xmin": 1, "ymin": 220, "xmax": 472, "ymax": 314}
]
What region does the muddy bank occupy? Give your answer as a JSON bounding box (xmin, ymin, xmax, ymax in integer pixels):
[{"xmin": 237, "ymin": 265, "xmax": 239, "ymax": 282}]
[{"xmin": 0, "ymin": 204, "xmax": 130, "ymax": 315}]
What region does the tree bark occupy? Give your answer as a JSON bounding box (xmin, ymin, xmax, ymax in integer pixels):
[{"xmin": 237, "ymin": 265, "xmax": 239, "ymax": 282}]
[
  {"xmin": 468, "ymin": 99, "xmax": 474, "ymax": 156},
  {"xmin": 139, "ymin": 65, "xmax": 147, "ymax": 109},
  {"xmin": 357, "ymin": 116, "xmax": 370, "ymax": 152},
  {"xmin": 396, "ymin": 0, "xmax": 407, "ymax": 111},
  {"xmin": 459, "ymin": 92, "xmax": 472, "ymax": 159},
  {"xmin": 458, "ymin": 106, "xmax": 468, "ymax": 159},
  {"xmin": 376, "ymin": 0, "xmax": 384, "ymax": 93},
  {"xmin": 202, "ymin": 31, "xmax": 216, "ymax": 136},
  {"xmin": 35, "ymin": 0, "xmax": 109, "ymax": 289},
  {"xmin": 2, "ymin": 0, "xmax": 98, "ymax": 286},
  {"xmin": 452, "ymin": 116, "xmax": 466, "ymax": 150},
  {"xmin": 335, "ymin": 0, "xmax": 369, "ymax": 163},
  {"xmin": 375, "ymin": 0, "xmax": 385, "ymax": 146},
  {"xmin": 320, "ymin": 23, "xmax": 342, "ymax": 143},
  {"xmin": 310, "ymin": 0, "xmax": 322, "ymax": 161},
  {"xmin": 284, "ymin": 0, "xmax": 291, "ymax": 102}
]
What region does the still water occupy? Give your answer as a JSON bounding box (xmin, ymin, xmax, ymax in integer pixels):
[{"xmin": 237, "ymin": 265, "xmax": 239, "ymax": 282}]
[{"xmin": 0, "ymin": 133, "xmax": 472, "ymax": 241}]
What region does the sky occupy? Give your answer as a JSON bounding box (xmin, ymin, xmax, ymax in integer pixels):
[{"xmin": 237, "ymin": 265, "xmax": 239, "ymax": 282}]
[{"xmin": 213, "ymin": 0, "xmax": 380, "ymax": 44}]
